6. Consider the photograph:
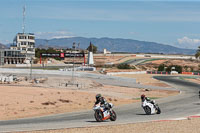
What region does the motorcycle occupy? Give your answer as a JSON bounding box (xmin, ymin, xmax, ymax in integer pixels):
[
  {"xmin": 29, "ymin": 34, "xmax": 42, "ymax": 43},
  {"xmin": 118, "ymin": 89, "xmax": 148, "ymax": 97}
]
[
  {"xmin": 93, "ymin": 103, "xmax": 117, "ymax": 122},
  {"xmin": 142, "ymin": 99, "xmax": 161, "ymax": 115}
]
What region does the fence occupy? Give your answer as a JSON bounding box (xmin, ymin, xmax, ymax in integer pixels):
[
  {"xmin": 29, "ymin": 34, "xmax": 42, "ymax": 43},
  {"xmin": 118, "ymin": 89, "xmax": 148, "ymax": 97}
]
[{"xmin": 147, "ymin": 71, "xmax": 200, "ymax": 76}]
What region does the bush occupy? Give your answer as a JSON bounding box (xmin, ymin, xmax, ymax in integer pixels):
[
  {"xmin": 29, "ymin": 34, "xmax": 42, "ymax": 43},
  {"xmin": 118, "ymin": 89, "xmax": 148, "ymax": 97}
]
[
  {"xmin": 117, "ymin": 64, "xmax": 132, "ymax": 69},
  {"xmin": 158, "ymin": 64, "xmax": 165, "ymax": 71},
  {"xmin": 167, "ymin": 65, "xmax": 182, "ymax": 73},
  {"xmin": 157, "ymin": 64, "xmax": 182, "ymax": 73},
  {"xmin": 35, "ymin": 48, "xmax": 61, "ymax": 60}
]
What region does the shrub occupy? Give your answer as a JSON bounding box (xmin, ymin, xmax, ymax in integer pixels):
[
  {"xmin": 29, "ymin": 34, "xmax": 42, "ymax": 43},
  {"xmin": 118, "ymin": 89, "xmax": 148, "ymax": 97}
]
[
  {"xmin": 167, "ymin": 65, "xmax": 182, "ymax": 73},
  {"xmin": 158, "ymin": 64, "xmax": 165, "ymax": 71},
  {"xmin": 117, "ymin": 64, "xmax": 132, "ymax": 69}
]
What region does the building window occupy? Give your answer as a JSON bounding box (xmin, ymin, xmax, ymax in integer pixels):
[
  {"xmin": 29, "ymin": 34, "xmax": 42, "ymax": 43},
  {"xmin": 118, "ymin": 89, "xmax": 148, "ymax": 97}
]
[
  {"xmin": 28, "ymin": 42, "xmax": 35, "ymax": 46},
  {"xmin": 28, "ymin": 36, "xmax": 35, "ymax": 40},
  {"xmin": 28, "ymin": 48, "xmax": 33, "ymax": 52},
  {"xmin": 21, "ymin": 42, "xmax": 26, "ymax": 45},
  {"xmin": 19, "ymin": 36, "xmax": 26, "ymax": 39},
  {"xmin": 22, "ymin": 48, "xmax": 26, "ymax": 51}
]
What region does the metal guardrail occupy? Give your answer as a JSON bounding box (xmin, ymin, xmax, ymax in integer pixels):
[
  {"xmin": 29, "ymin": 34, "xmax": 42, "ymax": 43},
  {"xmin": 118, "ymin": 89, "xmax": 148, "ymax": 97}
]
[
  {"xmin": 146, "ymin": 71, "xmax": 170, "ymax": 75},
  {"xmin": 147, "ymin": 71, "xmax": 200, "ymax": 76}
]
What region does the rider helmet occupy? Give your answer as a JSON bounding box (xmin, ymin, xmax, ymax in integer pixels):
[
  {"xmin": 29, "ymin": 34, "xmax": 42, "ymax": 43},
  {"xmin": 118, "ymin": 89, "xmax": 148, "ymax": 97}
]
[
  {"xmin": 96, "ymin": 94, "xmax": 102, "ymax": 100},
  {"xmin": 141, "ymin": 94, "xmax": 145, "ymax": 100}
]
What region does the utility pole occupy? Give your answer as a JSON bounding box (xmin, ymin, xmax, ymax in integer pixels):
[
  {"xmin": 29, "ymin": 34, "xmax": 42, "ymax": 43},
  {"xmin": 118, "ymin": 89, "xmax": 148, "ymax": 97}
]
[
  {"xmin": 30, "ymin": 57, "xmax": 32, "ymax": 80},
  {"xmin": 72, "ymin": 42, "xmax": 76, "ymax": 84},
  {"xmin": 22, "ymin": 5, "xmax": 26, "ymax": 33}
]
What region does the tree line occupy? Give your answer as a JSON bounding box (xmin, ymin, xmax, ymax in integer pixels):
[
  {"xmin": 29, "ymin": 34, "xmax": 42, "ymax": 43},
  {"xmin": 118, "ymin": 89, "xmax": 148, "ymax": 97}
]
[{"xmin": 195, "ymin": 46, "xmax": 200, "ymax": 59}]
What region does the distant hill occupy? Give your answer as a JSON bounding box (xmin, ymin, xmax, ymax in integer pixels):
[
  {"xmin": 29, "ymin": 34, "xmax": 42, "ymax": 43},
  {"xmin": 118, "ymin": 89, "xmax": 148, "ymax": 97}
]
[
  {"xmin": 35, "ymin": 37, "xmax": 196, "ymax": 55},
  {"xmin": 0, "ymin": 43, "xmax": 7, "ymax": 49}
]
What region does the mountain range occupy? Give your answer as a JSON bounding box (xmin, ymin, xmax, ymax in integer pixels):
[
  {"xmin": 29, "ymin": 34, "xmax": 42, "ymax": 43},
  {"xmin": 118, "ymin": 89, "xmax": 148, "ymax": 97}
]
[
  {"xmin": 0, "ymin": 43, "xmax": 7, "ymax": 49},
  {"xmin": 35, "ymin": 37, "xmax": 196, "ymax": 55}
]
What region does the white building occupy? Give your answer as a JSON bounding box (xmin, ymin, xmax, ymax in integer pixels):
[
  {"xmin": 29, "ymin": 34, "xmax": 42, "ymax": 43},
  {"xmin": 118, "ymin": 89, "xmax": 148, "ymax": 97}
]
[
  {"xmin": 11, "ymin": 33, "xmax": 35, "ymax": 63},
  {"xmin": 103, "ymin": 48, "xmax": 111, "ymax": 54}
]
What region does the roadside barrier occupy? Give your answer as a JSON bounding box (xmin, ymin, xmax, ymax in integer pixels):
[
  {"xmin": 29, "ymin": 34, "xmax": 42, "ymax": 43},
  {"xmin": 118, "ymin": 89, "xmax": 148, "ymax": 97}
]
[
  {"xmin": 182, "ymin": 72, "xmax": 193, "ymax": 75},
  {"xmin": 147, "ymin": 71, "xmax": 200, "ymax": 76},
  {"xmin": 182, "ymin": 72, "xmax": 200, "ymax": 76},
  {"xmin": 193, "ymin": 72, "xmax": 200, "ymax": 76},
  {"xmin": 146, "ymin": 71, "xmax": 169, "ymax": 75},
  {"xmin": 106, "ymin": 71, "xmax": 146, "ymax": 75}
]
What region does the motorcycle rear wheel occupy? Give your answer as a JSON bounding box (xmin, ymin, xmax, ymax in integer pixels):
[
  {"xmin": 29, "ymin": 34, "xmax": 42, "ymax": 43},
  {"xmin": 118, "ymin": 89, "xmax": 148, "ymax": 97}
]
[
  {"xmin": 110, "ymin": 110, "xmax": 117, "ymax": 121},
  {"xmin": 156, "ymin": 107, "xmax": 161, "ymax": 114}
]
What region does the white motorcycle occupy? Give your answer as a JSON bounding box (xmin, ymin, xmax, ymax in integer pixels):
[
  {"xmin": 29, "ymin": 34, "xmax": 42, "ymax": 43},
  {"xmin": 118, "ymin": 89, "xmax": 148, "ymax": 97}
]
[
  {"xmin": 93, "ymin": 103, "xmax": 117, "ymax": 122},
  {"xmin": 142, "ymin": 99, "xmax": 161, "ymax": 115}
]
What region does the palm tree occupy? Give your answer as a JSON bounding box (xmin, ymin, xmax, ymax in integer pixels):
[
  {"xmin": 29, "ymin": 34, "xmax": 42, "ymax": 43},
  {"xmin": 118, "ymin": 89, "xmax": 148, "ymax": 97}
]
[{"xmin": 195, "ymin": 46, "xmax": 200, "ymax": 59}]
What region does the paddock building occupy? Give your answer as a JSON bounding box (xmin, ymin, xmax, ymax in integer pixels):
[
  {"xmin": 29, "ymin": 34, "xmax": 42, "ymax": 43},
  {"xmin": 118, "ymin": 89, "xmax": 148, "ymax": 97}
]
[{"xmin": 0, "ymin": 33, "xmax": 35, "ymax": 66}]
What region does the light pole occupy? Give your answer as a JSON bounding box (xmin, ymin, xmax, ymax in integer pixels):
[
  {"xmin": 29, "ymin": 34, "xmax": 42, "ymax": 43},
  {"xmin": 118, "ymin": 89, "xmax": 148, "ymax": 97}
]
[
  {"xmin": 30, "ymin": 57, "xmax": 32, "ymax": 80},
  {"xmin": 72, "ymin": 42, "xmax": 76, "ymax": 85}
]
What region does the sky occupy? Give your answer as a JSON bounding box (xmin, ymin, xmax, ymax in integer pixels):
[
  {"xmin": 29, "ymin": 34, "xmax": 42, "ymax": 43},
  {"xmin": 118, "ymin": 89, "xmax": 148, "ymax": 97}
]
[{"xmin": 0, "ymin": 0, "xmax": 200, "ymax": 49}]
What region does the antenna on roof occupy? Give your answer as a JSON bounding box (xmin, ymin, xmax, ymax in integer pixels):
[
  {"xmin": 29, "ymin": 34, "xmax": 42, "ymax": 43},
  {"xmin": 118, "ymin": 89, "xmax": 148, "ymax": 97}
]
[{"xmin": 22, "ymin": 5, "xmax": 26, "ymax": 33}]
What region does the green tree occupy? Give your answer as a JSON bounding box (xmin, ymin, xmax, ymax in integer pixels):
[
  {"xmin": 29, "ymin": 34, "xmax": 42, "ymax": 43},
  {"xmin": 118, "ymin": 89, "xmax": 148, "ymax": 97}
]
[
  {"xmin": 166, "ymin": 65, "xmax": 182, "ymax": 73},
  {"xmin": 117, "ymin": 63, "xmax": 132, "ymax": 69},
  {"xmin": 87, "ymin": 42, "xmax": 97, "ymax": 53},
  {"xmin": 158, "ymin": 64, "xmax": 165, "ymax": 71},
  {"xmin": 35, "ymin": 48, "xmax": 46, "ymax": 58},
  {"xmin": 35, "ymin": 48, "xmax": 61, "ymax": 60},
  {"xmin": 195, "ymin": 46, "xmax": 200, "ymax": 59}
]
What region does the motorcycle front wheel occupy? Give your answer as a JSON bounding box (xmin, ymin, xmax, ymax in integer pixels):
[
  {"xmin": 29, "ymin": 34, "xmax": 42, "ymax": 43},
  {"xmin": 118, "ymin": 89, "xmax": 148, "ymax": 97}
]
[
  {"xmin": 94, "ymin": 110, "xmax": 103, "ymax": 122},
  {"xmin": 110, "ymin": 110, "xmax": 117, "ymax": 121},
  {"xmin": 144, "ymin": 106, "xmax": 151, "ymax": 115}
]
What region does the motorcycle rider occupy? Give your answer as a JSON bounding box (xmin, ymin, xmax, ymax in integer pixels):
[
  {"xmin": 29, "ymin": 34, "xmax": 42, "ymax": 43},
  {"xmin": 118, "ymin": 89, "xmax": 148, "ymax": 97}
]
[
  {"xmin": 141, "ymin": 94, "xmax": 155, "ymax": 105},
  {"xmin": 95, "ymin": 94, "xmax": 111, "ymax": 111}
]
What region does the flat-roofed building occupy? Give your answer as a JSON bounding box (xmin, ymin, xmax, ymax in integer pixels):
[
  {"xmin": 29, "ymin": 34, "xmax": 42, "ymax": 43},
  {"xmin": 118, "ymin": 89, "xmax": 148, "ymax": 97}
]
[
  {"xmin": 0, "ymin": 33, "xmax": 35, "ymax": 66},
  {"xmin": 0, "ymin": 49, "xmax": 26, "ymax": 65},
  {"xmin": 12, "ymin": 33, "xmax": 35, "ymax": 62}
]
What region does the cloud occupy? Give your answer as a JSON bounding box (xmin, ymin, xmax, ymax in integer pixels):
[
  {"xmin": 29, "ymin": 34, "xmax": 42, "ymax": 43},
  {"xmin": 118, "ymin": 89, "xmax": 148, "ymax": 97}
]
[
  {"xmin": 0, "ymin": 40, "xmax": 12, "ymax": 45},
  {"xmin": 177, "ymin": 36, "xmax": 200, "ymax": 49},
  {"xmin": 35, "ymin": 31, "xmax": 75, "ymax": 39}
]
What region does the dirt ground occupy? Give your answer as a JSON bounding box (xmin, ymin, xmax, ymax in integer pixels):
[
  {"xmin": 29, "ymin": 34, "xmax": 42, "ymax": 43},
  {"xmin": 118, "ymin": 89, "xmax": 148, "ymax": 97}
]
[
  {"xmin": 116, "ymin": 74, "xmax": 170, "ymax": 87},
  {"xmin": 8, "ymin": 55, "xmax": 199, "ymax": 133},
  {"xmin": 0, "ymin": 75, "xmax": 178, "ymax": 120},
  {"xmin": 140, "ymin": 59, "xmax": 200, "ymax": 72},
  {"xmin": 93, "ymin": 54, "xmax": 140, "ymax": 65},
  {"xmin": 20, "ymin": 117, "xmax": 200, "ymax": 133},
  {"xmin": 1, "ymin": 71, "xmax": 193, "ymax": 133}
]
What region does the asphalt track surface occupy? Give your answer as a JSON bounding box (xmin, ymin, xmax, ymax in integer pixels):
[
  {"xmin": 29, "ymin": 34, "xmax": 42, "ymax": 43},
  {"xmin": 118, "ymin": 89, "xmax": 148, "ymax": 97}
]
[{"xmin": 0, "ymin": 71, "xmax": 199, "ymax": 132}]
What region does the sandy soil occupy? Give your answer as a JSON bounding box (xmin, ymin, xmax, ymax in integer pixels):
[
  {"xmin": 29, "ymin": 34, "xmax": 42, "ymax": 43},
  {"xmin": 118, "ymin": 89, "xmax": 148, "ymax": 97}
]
[
  {"xmin": 93, "ymin": 54, "xmax": 141, "ymax": 65},
  {"xmin": 140, "ymin": 59, "xmax": 200, "ymax": 72},
  {"xmin": 150, "ymin": 59, "xmax": 167, "ymax": 64},
  {"xmin": 0, "ymin": 75, "xmax": 178, "ymax": 120},
  {"xmin": 116, "ymin": 74, "xmax": 170, "ymax": 87},
  {"xmin": 20, "ymin": 117, "xmax": 200, "ymax": 133},
  {"xmin": 0, "ymin": 72, "xmax": 181, "ymax": 132},
  {"xmin": 8, "ymin": 56, "xmax": 198, "ymax": 133},
  {"xmin": 0, "ymin": 85, "xmax": 176, "ymax": 121}
]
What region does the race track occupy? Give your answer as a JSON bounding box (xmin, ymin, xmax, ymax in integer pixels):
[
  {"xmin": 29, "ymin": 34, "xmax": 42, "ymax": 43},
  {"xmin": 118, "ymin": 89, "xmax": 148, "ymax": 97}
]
[{"xmin": 0, "ymin": 70, "xmax": 199, "ymax": 132}]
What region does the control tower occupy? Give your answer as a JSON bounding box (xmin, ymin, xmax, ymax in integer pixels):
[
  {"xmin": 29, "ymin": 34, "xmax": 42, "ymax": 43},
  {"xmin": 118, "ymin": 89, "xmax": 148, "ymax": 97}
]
[{"xmin": 10, "ymin": 5, "xmax": 35, "ymax": 63}]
